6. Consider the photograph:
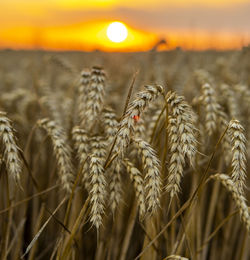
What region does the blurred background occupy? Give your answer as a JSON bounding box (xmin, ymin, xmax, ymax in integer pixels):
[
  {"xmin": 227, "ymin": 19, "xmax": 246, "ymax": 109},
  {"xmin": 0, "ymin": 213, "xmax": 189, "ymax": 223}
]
[{"xmin": 0, "ymin": 0, "xmax": 250, "ymax": 51}]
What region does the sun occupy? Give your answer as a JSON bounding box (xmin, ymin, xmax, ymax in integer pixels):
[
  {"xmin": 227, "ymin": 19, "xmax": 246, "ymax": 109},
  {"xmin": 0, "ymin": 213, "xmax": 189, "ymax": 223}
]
[{"xmin": 107, "ymin": 21, "xmax": 128, "ymax": 43}]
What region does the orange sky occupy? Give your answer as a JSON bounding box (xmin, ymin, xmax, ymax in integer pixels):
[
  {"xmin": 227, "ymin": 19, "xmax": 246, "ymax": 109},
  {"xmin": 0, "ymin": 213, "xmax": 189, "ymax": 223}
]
[{"xmin": 1, "ymin": 0, "xmax": 250, "ymax": 51}]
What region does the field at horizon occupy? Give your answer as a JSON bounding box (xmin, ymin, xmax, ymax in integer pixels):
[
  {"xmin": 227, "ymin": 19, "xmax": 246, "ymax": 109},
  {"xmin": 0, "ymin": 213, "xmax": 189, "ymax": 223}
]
[{"xmin": 0, "ymin": 49, "xmax": 249, "ymax": 259}]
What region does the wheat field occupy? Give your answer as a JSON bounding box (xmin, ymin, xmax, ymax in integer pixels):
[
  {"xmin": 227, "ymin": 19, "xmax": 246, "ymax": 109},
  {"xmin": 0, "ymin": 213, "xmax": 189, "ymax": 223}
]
[{"xmin": 0, "ymin": 49, "xmax": 249, "ymax": 260}]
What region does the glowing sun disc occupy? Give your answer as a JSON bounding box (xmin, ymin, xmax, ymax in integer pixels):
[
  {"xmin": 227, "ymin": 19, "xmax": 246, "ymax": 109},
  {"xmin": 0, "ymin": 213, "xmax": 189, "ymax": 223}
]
[{"xmin": 107, "ymin": 22, "xmax": 128, "ymax": 43}]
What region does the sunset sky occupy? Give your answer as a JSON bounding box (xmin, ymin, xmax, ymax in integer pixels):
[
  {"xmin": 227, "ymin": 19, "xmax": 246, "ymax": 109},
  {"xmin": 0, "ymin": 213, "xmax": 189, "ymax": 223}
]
[{"xmin": 1, "ymin": 0, "xmax": 250, "ymax": 51}]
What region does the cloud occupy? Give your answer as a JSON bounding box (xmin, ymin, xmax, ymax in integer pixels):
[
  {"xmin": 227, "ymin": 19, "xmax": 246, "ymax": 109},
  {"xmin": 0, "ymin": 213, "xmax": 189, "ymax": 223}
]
[{"xmin": 1, "ymin": 1, "xmax": 250, "ymax": 37}]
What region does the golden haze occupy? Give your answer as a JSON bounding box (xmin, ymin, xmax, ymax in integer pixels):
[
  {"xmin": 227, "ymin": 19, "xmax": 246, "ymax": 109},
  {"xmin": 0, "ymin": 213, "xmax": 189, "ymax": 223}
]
[{"xmin": 0, "ymin": 0, "xmax": 250, "ymax": 51}]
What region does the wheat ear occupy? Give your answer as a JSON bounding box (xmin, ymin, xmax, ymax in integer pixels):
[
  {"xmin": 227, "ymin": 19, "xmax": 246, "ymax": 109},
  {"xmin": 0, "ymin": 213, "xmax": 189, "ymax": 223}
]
[
  {"xmin": 0, "ymin": 112, "xmax": 23, "ymax": 185},
  {"xmin": 195, "ymin": 69, "xmax": 211, "ymax": 85},
  {"xmin": 77, "ymin": 69, "xmax": 90, "ymax": 125},
  {"xmin": 228, "ymin": 119, "xmax": 247, "ymax": 195},
  {"xmin": 124, "ymin": 159, "xmax": 146, "ymax": 219},
  {"xmin": 101, "ymin": 107, "xmax": 122, "ymax": 213},
  {"xmin": 147, "ymin": 107, "xmax": 163, "ymax": 141},
  {"xmin": 133, "ymin": 138, "xmax": 161, "ymax": 214},
  {"xmin": 89, "ymin": 136, "xmax": 107, "ymax": 229},
  {"xmin": 116, "ymin": 84, "xmax": 163, "ymax": 157},
  {"xmin": 102, "ymin": 107, "xmax": 118, "ymax": 144},
  {"xmin": 210, "ymin": 174, "xmax": 250, "ymax": 234},
  {"xmin": 72, "ymin": 126, "xmax": 90, "ymax": 190},
  {"xmin": 234, "ymin": 84, "xmax": 250, "ymax": 156},
  {"xmin": 165, "ymin": 116, "xmax": 185, "ymax": 198},
  {"xmin": 37, "ymin": 118, "xmax": 74, "ymax": 192},
  {"xmin": 166, "ymin": 91, "xmax": 197, "ymax": 165},
  {"xmin": 201, "ymin": 83, "xmax": 220, "ymax": 136},
  {"xmin": 84, "ymin": 66, "xmax": 105, "ymax": 128},
  {"xmin": 220, "ymin": 83, "xmax": 240, "ymax": 119},
  {"xmin": 109, "ymin": 161, "xmax": 122, "ymax": 214},
  {"xmin": 216, "ymin": 110, "xmax": 231, "ymax": 164}
]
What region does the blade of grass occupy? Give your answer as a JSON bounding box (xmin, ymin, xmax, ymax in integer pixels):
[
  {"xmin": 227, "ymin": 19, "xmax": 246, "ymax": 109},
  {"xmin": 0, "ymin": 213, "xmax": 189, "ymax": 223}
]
[{"xmin": 21, "ymin": 197, "xmax": 66, "ymax": 259}]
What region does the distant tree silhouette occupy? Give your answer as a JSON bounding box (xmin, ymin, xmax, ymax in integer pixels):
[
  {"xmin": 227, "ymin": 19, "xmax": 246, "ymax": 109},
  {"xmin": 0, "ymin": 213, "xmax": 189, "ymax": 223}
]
[{"xmin": 150, "ymin": 38, "xmax": 167, "ymax": 51}]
